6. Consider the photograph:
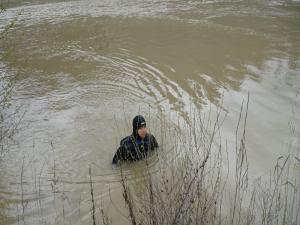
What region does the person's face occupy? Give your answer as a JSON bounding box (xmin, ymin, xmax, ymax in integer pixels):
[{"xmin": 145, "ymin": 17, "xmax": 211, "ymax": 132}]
[{"xmin": 137, "ymin": 126, "xmax": 147, "ymax": 139}]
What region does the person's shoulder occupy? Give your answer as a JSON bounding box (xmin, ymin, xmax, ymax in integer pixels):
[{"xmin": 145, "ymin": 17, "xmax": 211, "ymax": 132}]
[
  {"xmin": 147, "ymin": 133, "xmax": 158, "ymax": 147},
  {"xmin": 120, "ymin": 135, "xmax": 133, "ymax": 146},
  {"xmin": 146, "ymin": 133, "xmax": 156, "ymax": 139},
  {"xmin": 146, "ymin": 133, "xmax": 158, "ymax": 143}
]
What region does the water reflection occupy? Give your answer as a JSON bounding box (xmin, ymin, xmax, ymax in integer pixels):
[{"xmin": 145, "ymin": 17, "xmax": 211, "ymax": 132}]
[{"xmin": 1, "ymin": 14, "xmax": 286, "ymax": 112}]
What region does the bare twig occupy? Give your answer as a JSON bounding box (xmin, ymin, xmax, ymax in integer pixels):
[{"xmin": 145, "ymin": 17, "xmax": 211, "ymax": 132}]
[{"xmin": 89, "ymin": 167, "xmax": 96, "ymax": 225}]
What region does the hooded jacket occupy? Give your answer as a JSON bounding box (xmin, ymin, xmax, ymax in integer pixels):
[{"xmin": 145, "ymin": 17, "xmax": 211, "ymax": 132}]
[{"xmin": 112, "ymin": 115, "xmax": 159, "ymax": 164}]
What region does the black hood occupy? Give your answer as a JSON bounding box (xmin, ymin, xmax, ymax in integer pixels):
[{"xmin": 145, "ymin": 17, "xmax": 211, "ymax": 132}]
[{"xmin": 132, "ymin": 115, "xmax": 146, "ymax": 136}]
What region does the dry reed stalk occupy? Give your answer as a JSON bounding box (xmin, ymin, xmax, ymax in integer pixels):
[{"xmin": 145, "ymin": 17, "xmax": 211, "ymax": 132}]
[
  {"xmin": 120, "ymin": 164, "xmax": 137, "ymax": 225},
  {"xmin": 89, "ymin": 167, "xmax": 96, "ymax": 225}
]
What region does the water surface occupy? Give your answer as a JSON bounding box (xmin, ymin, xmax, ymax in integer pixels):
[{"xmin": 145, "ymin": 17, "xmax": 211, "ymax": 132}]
[{"xmin": 0, "ymin": 0, "xmax": 300, "ymax": 224}]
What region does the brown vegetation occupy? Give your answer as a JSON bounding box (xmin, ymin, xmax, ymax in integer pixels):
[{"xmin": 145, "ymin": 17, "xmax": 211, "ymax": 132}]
[{"xmin": 108, "ymin": 95, "xmax": 300, "ymax": 225}]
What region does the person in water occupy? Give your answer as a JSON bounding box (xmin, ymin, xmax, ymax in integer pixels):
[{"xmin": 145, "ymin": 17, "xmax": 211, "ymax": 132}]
[{"xmin": 112, "ymin": 115, "xmax": 159, "ymax": 164}]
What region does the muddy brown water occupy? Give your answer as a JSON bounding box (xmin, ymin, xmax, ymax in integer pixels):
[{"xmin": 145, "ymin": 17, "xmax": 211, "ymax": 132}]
[{"xmin": 0, "ymin": 0, "xmax": 300, "ymax": 224}]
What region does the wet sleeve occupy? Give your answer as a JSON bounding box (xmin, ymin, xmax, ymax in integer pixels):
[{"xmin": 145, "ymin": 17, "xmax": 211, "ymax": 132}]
[
  {"xmin": 112, "ymin": 146, "xmax": 125, "ymax": 164},
  {"xmin": 151, "ymin": 135, "xmax": 159, "ymax": 149}
]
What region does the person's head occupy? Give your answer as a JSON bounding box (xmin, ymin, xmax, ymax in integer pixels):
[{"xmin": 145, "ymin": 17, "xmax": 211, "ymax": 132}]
[{"xmin": 132, "ymin": 115, "xmax": 147, "ymax": 139}]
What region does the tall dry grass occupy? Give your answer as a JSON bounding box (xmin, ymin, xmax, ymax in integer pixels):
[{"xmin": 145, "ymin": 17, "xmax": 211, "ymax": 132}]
[
  {"xmin": 2, "ymin": 96, "xmax": 299, "ymax": 225},
  {"xmin": 111, "ymin": 95, "xmax": 300, "ymax": 225}
]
